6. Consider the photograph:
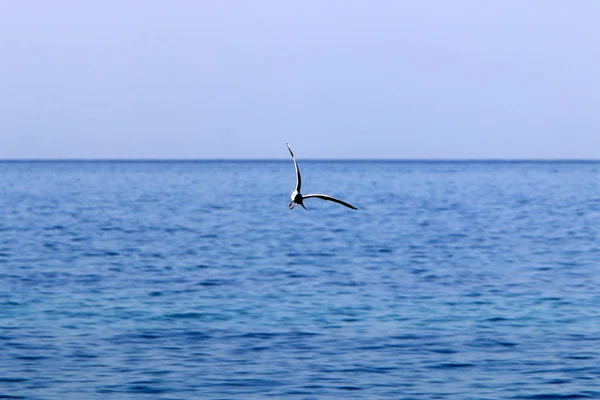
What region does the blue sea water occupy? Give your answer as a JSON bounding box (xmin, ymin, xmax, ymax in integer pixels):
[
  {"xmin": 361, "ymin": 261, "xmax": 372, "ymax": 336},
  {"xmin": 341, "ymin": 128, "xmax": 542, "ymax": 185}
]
[{"xmin": 1, "ymin": 160, "xmax": 599, "ymax": 399}]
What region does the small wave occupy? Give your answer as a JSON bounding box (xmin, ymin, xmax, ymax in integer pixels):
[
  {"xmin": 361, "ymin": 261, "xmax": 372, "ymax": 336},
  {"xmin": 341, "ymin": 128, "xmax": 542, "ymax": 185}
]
[
  {"xmin": 515, "ymin": 394, "xmax": 597, "ymax": 399},
  {"xmin": 0, "ymin": 377, "xmax": 28, "ymax": 383},
  {"xmin": 165, "ymin": 312, "xmax": 206, "ymax": 319},
  {"xmin": 428, "ymin": 362, "xmax": 475, "ymax": 369}
]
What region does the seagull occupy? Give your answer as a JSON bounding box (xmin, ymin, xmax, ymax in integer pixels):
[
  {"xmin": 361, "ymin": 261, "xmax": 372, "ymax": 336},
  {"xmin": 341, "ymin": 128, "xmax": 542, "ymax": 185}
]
[{"xmin": 286, "ymin": 143, "xmax": 358, "ymax": 211}]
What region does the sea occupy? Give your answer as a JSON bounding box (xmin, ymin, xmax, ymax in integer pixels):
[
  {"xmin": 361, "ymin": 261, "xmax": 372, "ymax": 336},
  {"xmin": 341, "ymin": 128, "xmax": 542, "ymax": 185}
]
[{"xmin": 1, "ymin": 160, "xmax": 599, "ymax": 399}]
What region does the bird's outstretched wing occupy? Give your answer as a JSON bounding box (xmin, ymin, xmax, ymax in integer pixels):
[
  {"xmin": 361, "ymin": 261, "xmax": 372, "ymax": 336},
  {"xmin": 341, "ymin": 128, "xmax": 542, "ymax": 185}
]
[
  {"xmin": 286, "ymin": 143, "xmax": 301, "ymax": 192},
  {"xmin": 303, "ymin": 193, "xmax": 358, "ymax": 210}
]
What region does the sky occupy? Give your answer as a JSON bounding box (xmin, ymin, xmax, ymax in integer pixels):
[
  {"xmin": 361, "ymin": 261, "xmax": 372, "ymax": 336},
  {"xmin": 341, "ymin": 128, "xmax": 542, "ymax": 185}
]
[{"xmin": 1, "ymin": 1, "xmax": 599, "ymax": 159}]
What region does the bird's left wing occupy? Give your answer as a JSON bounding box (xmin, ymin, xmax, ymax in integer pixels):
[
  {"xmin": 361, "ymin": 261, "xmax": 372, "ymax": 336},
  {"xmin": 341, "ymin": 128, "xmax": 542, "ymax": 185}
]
[{"xmin": 286, "ymin": 143, "xmax": 301, "ymax": 192}]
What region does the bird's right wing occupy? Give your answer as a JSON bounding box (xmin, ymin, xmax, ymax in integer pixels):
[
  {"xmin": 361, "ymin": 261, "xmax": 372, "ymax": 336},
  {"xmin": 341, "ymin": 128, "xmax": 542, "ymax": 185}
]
[
  {"xmin": 303, "ymin": 193, "xmax": 358, "ymax": 210},
  {"xmin": 286, "ymin": 143, "xmax": 301, "ymax": 192}
]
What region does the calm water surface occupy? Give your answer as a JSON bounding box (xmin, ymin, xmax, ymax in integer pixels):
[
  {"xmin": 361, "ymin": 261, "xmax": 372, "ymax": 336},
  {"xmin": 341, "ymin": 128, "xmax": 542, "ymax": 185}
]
[{"xmin": 1, "ymin": 161, "xmax": 599, "ymax": 399}]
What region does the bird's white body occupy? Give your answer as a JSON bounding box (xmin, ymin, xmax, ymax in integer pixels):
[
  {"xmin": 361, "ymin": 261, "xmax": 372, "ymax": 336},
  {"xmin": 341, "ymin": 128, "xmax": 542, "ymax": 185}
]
[{"xmin": 286, "ymin": 143, "xmax": 357, "ymax": 211}]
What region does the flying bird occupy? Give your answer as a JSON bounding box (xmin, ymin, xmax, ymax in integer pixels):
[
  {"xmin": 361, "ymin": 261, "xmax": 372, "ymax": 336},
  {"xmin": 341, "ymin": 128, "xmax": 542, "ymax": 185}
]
[{"xmin": 286, "ymin": 143, "xmax": 358, "ymax": 211}]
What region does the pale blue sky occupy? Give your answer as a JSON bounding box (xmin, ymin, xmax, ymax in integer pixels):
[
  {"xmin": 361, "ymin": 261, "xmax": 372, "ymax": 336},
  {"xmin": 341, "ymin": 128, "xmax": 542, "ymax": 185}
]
[{"xmin": 1, "ymin": 1, "xmax": 599, "ymax": 159}]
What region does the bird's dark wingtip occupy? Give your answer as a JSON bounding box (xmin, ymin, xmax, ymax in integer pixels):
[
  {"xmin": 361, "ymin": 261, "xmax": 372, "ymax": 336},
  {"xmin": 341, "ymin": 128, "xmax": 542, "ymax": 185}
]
[{"xmin": 286, "ymin": 143, "xmax": 295, "ymax": 157}]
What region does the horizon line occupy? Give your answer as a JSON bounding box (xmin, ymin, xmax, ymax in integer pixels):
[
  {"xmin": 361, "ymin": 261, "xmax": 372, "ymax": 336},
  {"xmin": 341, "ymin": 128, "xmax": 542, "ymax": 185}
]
[{"xmin": 1, "ymin": 158, "xmax": 599, "ymax": 163}]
